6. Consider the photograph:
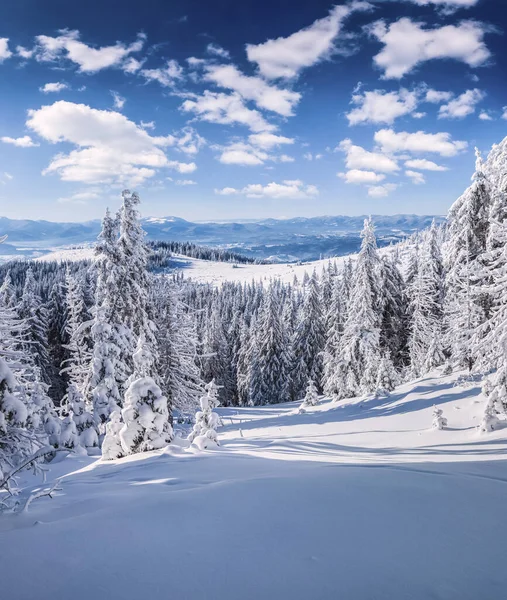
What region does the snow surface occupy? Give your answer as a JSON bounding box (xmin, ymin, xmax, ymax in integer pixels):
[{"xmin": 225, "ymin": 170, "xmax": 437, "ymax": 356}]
[
  {"xmin": 36, "ymin": 247, "xmax": 350, "ymax": 285},
  {"xmin": 2, "ymin": 370, "xmax": 507, "ymax": 599}
]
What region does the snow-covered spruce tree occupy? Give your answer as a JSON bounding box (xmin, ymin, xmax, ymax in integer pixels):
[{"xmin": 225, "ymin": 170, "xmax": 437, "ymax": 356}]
[
  {"xmin": 374, "ymin": 352, "xmax": 399, "ymax": 397},
  {"xmin": 0, "ymin": 356, "xmax": 49, "ymax": 487},
  {"xmin": 61, "ymin": 268, "xmax": 92, "ymax": 395},
  {"xmin": 187, "ymin": 384, "xmax": 220, "ymax": 450},
  {"xmin": 116, "ymin": 190, "xmax": 157, "ymax": 365},
  {"xmin": 302, "ymin": 378, "xmax": 319, "ymax": 407},
  {"xmin": 67, "ymin": 383, "xmax": 98, "ymax": 450},
  {"xmin": 322, "ymin": 275, "xmax": 346, "ymax": 399},
  {"xmin": 86, "ymin": 209, "xmax": 128, "ymax": 425},
  {"xmin": 118, "ymin": 336, "xmax": 173, "ymax": 456},
  {"xmin": 432, "ymin": 406, "xmax": 448, "ymax": 430},
  {"xmin": 291, "ymin": 271, "xmax": 325, "ymax": 397},
  {"xmin": 249, "ymin": 282, "xmax": 291, "ymax": 405},
  {"xmin": 445, "ymin": 149, "xmax": 491, "ymax": 372},
  {"xmin": 379, "ymin": 254, "xmax": 408, "ymax": 368},
  {"xmin": 154, "ymin": 280, "xmax": 204, "ymax": 420},
  {"xmin": 101, "ymin": 411, "xmax": 124, "ymax": 460},
  {"xmin": 337, "ymin": 218, "xmax": 383, "ymax": 397},
  {"xmin": 408, "ymin": 265, "xmax": 444, "ymax": 378},
  {"xmin": 18, "ymin": 267, "xmax": 50, "ymax": 383}
]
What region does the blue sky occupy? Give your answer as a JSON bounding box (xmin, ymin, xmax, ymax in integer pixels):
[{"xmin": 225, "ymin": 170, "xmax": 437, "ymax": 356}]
[{"xmin": 0, "ymin": 0, "xmax": 505, "ymax": 222}]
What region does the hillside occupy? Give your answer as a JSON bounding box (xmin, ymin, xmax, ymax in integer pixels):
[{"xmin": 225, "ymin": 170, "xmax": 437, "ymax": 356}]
[{"xmin": 2, "ymin": 371, "xmax": 506, "ymax": 600}]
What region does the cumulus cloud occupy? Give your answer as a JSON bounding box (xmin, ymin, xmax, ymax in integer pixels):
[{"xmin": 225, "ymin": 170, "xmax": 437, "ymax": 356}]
[
  {"xmin": 338, "ymin": 169, "xmax": 386, "ymax": 184},
  {"xmin": 303, "ymin": 152, "xmax": 323, "ymax": 161},
  {"xmin": 405, "ymin": 169, "xmax": 426, "ymax": 184},
  {"xmin": 425, "ymin": 89, "xmax": 453, "ymax": 103},
  {"xmin": 374, "ymin": 128, "xmax": 467, "ymax": 156},
  {"xmin": 248, "ymin": 132, "xmax": 294, "ymax": 150},
  {"xmin": 338, "ymin": 139, "xmax": 399, "ymax": 172},
  {"xmin": 368, "ymin": 18, "xmax": 491, "ymax": 79},
  {"xmin": 1, "ymin": 135, "xmax": 39, "ymax": 148},
  {"xmin": 181, "ymin": 91, "xmax": 276, "ymax": 132},
  {"xmin": 206, "ymin": 43, "xmax": 230, "ymax": 59},
  {"xmin": 218, "ymin": 142, "xmax": 268, "ymax": 166},
  {"xmin": 34, "ymin": 30, "xmax": 146, "ymax": 73},
  {"xmin": 438, "ymin": 88, "xmax": 485, "ymax": 118},
  {"xmin": 367, "ymin": 183, "xmax": 398, "ymax": 197},
  {"xmin": 404, "ymin": 158, "xmax": 448, "ymax": 171},
  {"xmin": 215, "ymin": 180, "xmax": 319, "ymax": 199},
  {"xmin": 405, "ymin": 0, "xmax": 478, "ymax": 7},
  {"xmin": 16, "ymin": 45, "xmax": 33, "ymax": 59},
  {"xmin": 347, "ymin": 88, "xmax": 419, "ymax": 125},
  {"xmin": 0, "ymin": 38, "xmax": 12, "ymax": 62},
  {"xmin": 176, "ymin": 179, "xmax": 197, "ymax": 185},
  {"xmin": 26, "ymin": 101, "xmax": 196, "ymax": 186},
  {"xmin": 40, "ymin": 82, "xmax": 69, "ymax": 93},
  {"xmin": 162, "ymin": 126, "xmax": 206, "ymax": 155},
  {"xmin": 204, "ymin": 64, "xmax": 301, "ymax": 116},
  {"xmin": 140, "ymin": 59, "xmax": 184, "ymax": 87},
  {"xmin": 479, "ymin": 111, "xmax": 493, "ymax": 121},
  {"xmin": 246, "ymin": 2, "xmax": 370, "ymax": 79}
]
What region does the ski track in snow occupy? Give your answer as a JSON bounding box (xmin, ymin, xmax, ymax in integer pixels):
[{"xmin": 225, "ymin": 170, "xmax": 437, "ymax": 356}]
[{"xmin": 2, "ymin": 370, "xmax": 507, "ymax": 600}]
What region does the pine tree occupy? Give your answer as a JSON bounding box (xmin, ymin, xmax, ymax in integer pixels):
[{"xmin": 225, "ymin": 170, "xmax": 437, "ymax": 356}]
[
  {"xmin": 432, "ymin": 406, "xmax": 448, "ymax": 430},
  {"xmin": 337, "ymin": 218, "xmax": 383, "ymax": 397},
  {"xmin": 379, "ymin": 254, "xmax": 407, "ymax": 367},
  {"xmin": 322, "ymin": 275, "xmax": 346, "ymax": 399},
  {"xmin": 187, "ymin": 384, "xmax": 220, "ymax": 450},
  {"xmin": 375, "ymin": 352, "xmax": 399, "ymax": 396},
  {"xmin": 302, "ymin": 378, "xmax": 319, "ymax": 407},
  {"xmin": 292, "ymin": 271, "xmax": 325, "ymax": 398}
]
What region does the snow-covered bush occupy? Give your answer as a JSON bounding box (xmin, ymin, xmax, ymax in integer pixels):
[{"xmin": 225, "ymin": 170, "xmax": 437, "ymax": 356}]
[
  {"xmin": 60, "ymin": 416, "xmax": 79, "ymax": 449},
  {"xmin": 432, "ymin": 406, "xmax": 448, "ymax": 430},
  {"xmin": 302, "ymin": 379, "xmax": 319, "ymax": 407},
  {"xmin": 119, "ymin": 377, "xmax": 173, "ymax": 455},
  {"xmin": 374, "ymin": 353, "xmax": 399, "ymax": 397},
  {"xmin": 480, "ymin": 401, "xmax": 500, "ymax": 433},
  {"xmin": 102, "ymin": 411, "xmax": 124, "ymax": 460},
  {"xmin": 68, "ymin": 384, "xmax": 98, "ymax": 450},
  {"xmin": 188, "ymin": 385, "xmax": 220, "ymax": 450}
]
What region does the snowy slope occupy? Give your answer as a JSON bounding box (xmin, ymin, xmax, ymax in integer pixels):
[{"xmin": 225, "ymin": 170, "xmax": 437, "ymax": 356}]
[{"xmin": 2, "ymin": 371, "xmax": 507, "ymax": 600}]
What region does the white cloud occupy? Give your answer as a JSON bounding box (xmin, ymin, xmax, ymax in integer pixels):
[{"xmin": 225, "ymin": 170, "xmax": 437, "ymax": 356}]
[
  {"xmin": 57, "ymin": 191, "xmax": 100, "ymax": 204},
  {"xmin": 405, "ymin": 0, "xmax": 478, "ymax": 7},
  {"xmin": 1, "ymin": 135, "xmax": 39, "ymax": 148},
  {"xmin": 35, "ymin": 30, "xmax": 146, "ymax": 73},
  {"xmin": 303, "ymin": 152, "xmax": 323, "ymax": 160},
  {"xmin": 347, "ymin": 88, "xmax": 419, "ymax": 125},
  {"xmin": 339, "ymin": 169, "xmax": 386, "ymax": 184},
  {"xmin": 181, "ymin": 91, "xmax": 276, "ymax": 132},
  {"xmin": 123, "ymin": 57, "xmax": 144, "ymax": 74},
  {"xmin": 248, "ymin": 132, "xmax": 294, "ymax": 150},
  {"xmin": 16, "ymin": 45, "xmax": 33, "ymax": 59},
  {"xmin": 111, "ymin": 91, "xmax": 126, "ymax": 110},
  {"xmin": 405, "ymin": 169, "xmax": 425, "ymax": 184},
  {"xmin": 369, "ymin": 18, "xmax": 491, "ymax": 79},
  {"xmin": 374, "ymin": 128, "xmax": 467, "ymax": 156},
  {"xmin": 438, "ymin": 88, "xmax": 485, "ymax": 118},
  {"xmin": 165, "ymin": 127, "xmax": 206, "ymax": 155},
  {"xmin": 204, "ymin": 64, "xmax": 300, "ymax": 116},
  {"xmin": 214, "ymin": 187, "xmax": 237, "ymax": 195},
  {"xmin": 140, "ymin": 59, "xmax": 184, "ymax": 87},
  {"xmin": 140, "ymin": 120, "xmax": 155, "ymax": 130},
  {"xmin": 0, "ymin": 38, "xmax": 12, "ymax": 62},
  {"xmin": 40, "ymin": 82, "xmax": 69, "ymax": 94},
  {"xmin": 278, "ymin": 154, "xmax": 295, "ymax": 163},
  {"xmin": 26, "ymin": 101, "xmax": 196, "ymax": 186},
  {"xmin": 368, "ymin": 183, "xmax": 398, "ymax": 197},
  {"xmin": 502, "ymin": 107, "xmax": 507, "ymax": 120},
  {"xmin": 217, "ymin": 142, "xmax": 268, "ymax": 166},
  {"xmin": 424, "ymin": 89, "xmax": 453, "ymax": 103},
  {"xmin": 404, "ymin": 158, "xmax": 448, "ymax": 171},
  {"xmin": 206, "ymin": 43, "xmax": 230, "ymax": 59},
  {"xmin": 215, "ymin": 180, "xmax": 319, "ymax": 199},
  {"xmin": 338, "ymin": 138, "xmax": 399, "ymax": 172},
  {"xmin": 176, "ymin": 179, "xmax": 197, "ymax": 185},
  {"xmin": 246, "ymin": 2, "xmax": 370, "ymax": 79},
  {"xmin": 479, "ymin": 111, "xmax": 493, "ymax": 121}
]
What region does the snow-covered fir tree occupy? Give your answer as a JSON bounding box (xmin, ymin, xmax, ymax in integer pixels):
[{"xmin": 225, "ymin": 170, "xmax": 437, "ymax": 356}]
[
  {"xmin": 188, "ymin": 383, "xmax": 221, "ymax": 450},
  {"xmin": 337, "ymin": 218, "xmax": 383, "ymax": 398},
  {"xmin": 432, "ymin": 406, "xmax": 448, "ymax": 430}
]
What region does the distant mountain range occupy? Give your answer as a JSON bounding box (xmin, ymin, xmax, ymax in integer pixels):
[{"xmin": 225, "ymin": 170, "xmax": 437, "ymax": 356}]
[{"xmin": 0, "ymin": 214, "xmax": 445, "ymax": 262}]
